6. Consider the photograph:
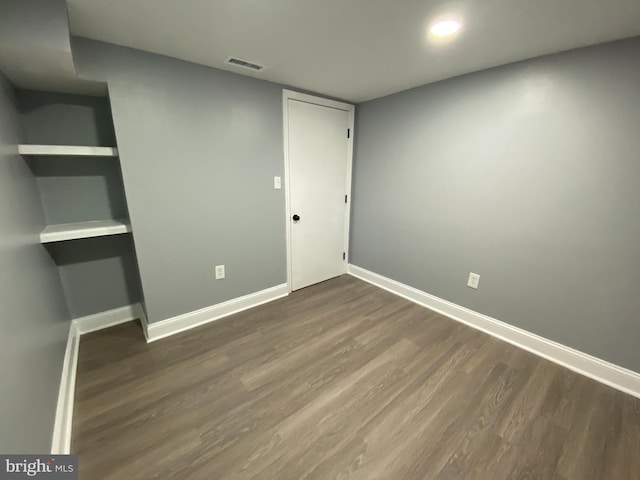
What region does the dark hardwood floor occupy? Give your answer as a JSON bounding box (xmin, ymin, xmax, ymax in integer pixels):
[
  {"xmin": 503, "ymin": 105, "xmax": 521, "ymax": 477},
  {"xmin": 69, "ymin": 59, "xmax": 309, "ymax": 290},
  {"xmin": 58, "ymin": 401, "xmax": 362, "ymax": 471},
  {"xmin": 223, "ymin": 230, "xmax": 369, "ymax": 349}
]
[{"xmin": 72, "ymin": 275, "xmax": 640, "ymax": 479}]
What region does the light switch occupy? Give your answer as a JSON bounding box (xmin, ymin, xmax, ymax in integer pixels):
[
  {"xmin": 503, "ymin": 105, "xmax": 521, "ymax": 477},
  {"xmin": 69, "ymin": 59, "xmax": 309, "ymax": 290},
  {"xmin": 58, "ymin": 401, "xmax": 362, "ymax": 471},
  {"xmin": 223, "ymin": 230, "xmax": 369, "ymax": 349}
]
[
  {"xmin": 467, "ymin": 272, "xmax": 480, "ymax": 289},
  {"xmin": 215, "ymin": 265, "xmax": 225, "ymax": 280},
  {"xmin": 274, "ymin": 176, "xmax": 282, "ymax": 189}
]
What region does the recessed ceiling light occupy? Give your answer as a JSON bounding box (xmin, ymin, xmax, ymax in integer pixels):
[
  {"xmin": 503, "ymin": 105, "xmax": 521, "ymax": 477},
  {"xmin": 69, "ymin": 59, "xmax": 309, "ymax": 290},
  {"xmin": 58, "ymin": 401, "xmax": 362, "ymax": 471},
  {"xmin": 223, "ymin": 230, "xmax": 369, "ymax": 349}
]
[{"xmin": 430, "ymin": 20, "xmax": 461, "ymax": 37}]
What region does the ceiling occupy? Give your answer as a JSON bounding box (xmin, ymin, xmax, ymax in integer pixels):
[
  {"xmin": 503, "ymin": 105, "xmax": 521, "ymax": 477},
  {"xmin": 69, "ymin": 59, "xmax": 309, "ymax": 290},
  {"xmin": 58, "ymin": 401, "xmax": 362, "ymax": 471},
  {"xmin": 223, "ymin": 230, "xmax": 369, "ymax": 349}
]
[{"xmin": 67, "ymin": 0, "xmax": 640, "ymax": 102}]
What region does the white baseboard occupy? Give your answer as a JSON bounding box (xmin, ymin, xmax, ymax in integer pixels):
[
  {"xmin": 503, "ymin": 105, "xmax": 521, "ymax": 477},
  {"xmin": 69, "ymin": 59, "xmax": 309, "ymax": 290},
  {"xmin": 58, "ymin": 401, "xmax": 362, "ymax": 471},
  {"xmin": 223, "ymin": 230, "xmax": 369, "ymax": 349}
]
[
  {"xmin": 51, "ymin": 285, "xmax": 288, "ymax": 453},
  {"xmin": 348, "ymin": 264, "xmax": 640, "ymax": 399},
  {"xmin": 146, "ymin": 284, "xmax": 289, "ymax": 343},
  {"xmin": 50, "ymin": 287, "xmax": 287, "ymax": 453},
  {"xmin": 72, "ymin": 303, "xmax": 143, "ymax": 334},
  {"xmin": 51, "ymin": 303, "xmax": 145, "ymax": 454},
  {"xmin": 51, "ymin": 323, "xmax": 79, "ymax": 454},
  {"xmin": 137, "ymin": 304, "xmax": 150, "ymax": 342}
]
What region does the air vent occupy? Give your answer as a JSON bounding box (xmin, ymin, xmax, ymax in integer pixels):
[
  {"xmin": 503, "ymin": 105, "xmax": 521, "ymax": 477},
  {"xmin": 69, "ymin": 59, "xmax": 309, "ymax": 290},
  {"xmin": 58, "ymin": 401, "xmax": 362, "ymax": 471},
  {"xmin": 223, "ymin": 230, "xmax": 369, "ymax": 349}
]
[{"xmin": 225, "ymin": 57, "xmax": 265, "ymax": 71}]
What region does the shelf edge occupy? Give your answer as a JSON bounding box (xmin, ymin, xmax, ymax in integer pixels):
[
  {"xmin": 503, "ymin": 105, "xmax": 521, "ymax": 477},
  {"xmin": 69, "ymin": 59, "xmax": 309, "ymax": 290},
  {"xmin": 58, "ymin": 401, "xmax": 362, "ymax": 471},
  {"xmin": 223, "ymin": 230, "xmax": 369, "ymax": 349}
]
[
  {"xmin": 40, "ymin": 220, "xmax": 132, "ymax": 243},
  {"xmin": 19, "ymin": 145, "xmax": 118, "ymax": 157}
]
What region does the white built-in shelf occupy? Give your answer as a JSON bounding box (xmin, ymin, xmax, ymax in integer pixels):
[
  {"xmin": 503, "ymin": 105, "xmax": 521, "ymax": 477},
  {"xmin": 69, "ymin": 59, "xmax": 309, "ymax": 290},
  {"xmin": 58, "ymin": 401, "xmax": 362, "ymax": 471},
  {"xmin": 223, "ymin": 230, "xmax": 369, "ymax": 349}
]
[
  {"xmin": 40, "ymin": 219, "xmax": 131, "ymax": 243},
  {"xmin": 18, "ymin": 144, "xmax": 118, "ymax": 157}
]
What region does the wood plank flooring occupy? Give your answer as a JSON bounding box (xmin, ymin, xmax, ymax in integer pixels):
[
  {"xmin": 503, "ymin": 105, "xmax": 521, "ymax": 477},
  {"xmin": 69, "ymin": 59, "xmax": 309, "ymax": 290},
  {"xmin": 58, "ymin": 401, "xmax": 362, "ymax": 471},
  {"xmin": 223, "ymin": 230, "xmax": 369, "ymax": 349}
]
[{"xmin": 72, "ymin": 275, "xmax": 640, "ymax": 479}]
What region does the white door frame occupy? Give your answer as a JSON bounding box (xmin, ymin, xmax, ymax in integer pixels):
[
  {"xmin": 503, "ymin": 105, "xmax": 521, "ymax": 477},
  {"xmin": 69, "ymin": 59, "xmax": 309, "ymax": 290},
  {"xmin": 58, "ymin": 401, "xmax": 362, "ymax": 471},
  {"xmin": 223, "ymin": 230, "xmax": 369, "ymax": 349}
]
[{"xmin": 282, "ymin": 89, "xmax": 355, "ymax": 293}]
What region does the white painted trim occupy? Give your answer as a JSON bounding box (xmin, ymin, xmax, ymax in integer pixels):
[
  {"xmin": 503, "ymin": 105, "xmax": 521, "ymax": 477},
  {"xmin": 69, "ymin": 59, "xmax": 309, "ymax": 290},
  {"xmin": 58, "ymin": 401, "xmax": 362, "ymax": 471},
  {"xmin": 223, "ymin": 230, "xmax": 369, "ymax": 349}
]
[
  {"xmin": 348, "ymin": 264, "xmax": 640, "ymax": 399},
  {"xmin": 283, "ymin": 92, "xmax": 293, "ymax": 293},
  {"xmin": 51, "ymin": 323, "xmax": 79, "ymax": 454},
  {"xmin": 343, "ymin": 106, "xmax": 354, "ymax": 266},
  {"xmin": 282, "ymin": 89, "xmax": 355, "ymax": 292},
  {"xmin": 281, "ymin": 90, "xmax": 353, "ymax": 111},
  {"xmin": 19, "ymin": 144, "xmax": 118, "ymax": 157},
  {"xmin": 137, "ymin": 304, "xmax": 150, "ymax": 342},
  {"xmin": 51, "ymin": 304, "xmax": 145, "ymax": 453},
  {"xmin": 146, "ymin": 284, "xmax": 289, "ymax": 342},
  {"xmin": 72, "ymin": 303, "xmax": 143, "ymax": 335},
  {"xmin": 50, "ymin": 287, "xmax": 286, "ymax": 453},
  {"xmin": 40, "ymin": 219, "xmax": 131, "ymax": 243}
]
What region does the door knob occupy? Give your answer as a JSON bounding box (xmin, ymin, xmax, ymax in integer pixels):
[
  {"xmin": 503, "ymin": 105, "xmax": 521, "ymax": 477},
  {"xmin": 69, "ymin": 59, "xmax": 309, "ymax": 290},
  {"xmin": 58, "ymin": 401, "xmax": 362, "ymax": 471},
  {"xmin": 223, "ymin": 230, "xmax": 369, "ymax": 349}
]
[{"xmin": 292, "ymin": 214, "xmax": 300, "ymax": 221}]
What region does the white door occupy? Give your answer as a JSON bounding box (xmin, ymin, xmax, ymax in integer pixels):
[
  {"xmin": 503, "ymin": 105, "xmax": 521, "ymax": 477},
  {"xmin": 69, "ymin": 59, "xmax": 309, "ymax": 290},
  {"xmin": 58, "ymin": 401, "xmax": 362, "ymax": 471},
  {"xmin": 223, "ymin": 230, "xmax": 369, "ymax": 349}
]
[{"xmin": 286, "ymin": 95, "xmax": 352, "ymax": 291}]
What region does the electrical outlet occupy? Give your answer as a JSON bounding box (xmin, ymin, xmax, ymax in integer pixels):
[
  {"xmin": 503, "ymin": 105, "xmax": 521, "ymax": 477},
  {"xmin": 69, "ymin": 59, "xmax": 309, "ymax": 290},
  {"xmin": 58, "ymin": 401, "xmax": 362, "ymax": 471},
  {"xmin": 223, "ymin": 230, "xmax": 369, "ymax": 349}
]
[
  {"xmin": 274, "ymin": 176, "xmax": 281, "ymax": 189},
  {"xmin": 467, "ymin": 272, "xmax": 480, "ymax": 289},
  {"xmin": 215, "ymin": 265, "xmax": 225, "ymax": 280}
]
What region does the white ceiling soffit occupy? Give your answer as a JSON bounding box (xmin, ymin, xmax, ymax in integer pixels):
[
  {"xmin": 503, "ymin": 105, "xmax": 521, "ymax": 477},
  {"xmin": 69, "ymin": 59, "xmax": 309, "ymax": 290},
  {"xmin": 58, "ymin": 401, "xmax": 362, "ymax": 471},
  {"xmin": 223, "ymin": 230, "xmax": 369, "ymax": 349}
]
[
  {"xmin": 0, "ymin": 0, "xmax": 106, "ymax": 95},
  {"xmin": 67, "ymin": 0, "xmax": 640, "ymax": 102},
  {"xmin": 0, "ymin": 46, "xmax": 107, "ymax": 96}
]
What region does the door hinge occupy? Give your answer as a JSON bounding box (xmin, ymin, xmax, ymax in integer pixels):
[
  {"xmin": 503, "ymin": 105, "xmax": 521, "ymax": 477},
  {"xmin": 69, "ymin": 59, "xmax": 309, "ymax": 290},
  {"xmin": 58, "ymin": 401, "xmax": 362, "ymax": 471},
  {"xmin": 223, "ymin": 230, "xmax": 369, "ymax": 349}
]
[
  {"xmin": 343, "ymin": 252, "xmax": 346, "ymax": 260},
  {"xmin": 347, "ymin": 128, "xmax": 350, "ymax": 139},
  {"xmin": 345, "ymin": 194, "xmax": 348, "ymax": 203}
]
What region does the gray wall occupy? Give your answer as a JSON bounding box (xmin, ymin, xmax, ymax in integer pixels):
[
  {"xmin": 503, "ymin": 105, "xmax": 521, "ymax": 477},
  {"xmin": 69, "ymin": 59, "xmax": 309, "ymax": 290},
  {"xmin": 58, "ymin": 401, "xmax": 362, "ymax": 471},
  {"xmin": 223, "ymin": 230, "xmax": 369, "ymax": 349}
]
[
  {"xmin": 27, "ymin": 156, "xmax": 128, "ymax": 225},
  {"xmin": 72, "ymin": 38, "xmax": 287, "ymax": 324},
  {"xmin": 16, "ymin": 90, "xmax": 142, "ymax": 318},
  {"xmin": 18, "ymin": 90, "xmax": 116, "ymax": 146},
  {"xmin": 18, "ymin": 91, "xmax": 127, "ymax": 225},
  {"xmin": 0, "ymin": 73, "xmax": 70, "ymax": 452},
  {"xmin": 0, "ymin": 0, "xmax": 104, "ymax": 96},
  {"xmin": 351, "ymin": 37, "xmax": 640, "ymax": 372},
  {"xmin": 0, "ymin": 0, "xmax": 70, "ymax": 52},
  {"xmin": 46, "ymin": 236, "xmax": 142, "ymax": 318}
]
